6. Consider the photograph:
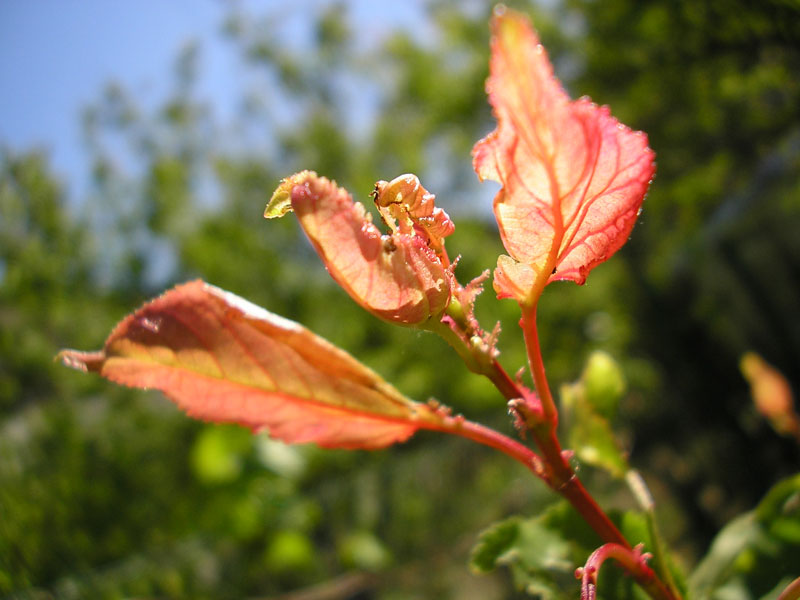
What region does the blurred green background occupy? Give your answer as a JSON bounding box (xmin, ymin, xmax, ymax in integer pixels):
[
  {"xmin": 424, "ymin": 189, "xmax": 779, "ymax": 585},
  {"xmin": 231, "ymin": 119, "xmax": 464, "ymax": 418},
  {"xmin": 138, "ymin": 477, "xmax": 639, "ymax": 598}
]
[{"xmin": 2, "ymin": 0, "xmax": 800, "ymax": 598}]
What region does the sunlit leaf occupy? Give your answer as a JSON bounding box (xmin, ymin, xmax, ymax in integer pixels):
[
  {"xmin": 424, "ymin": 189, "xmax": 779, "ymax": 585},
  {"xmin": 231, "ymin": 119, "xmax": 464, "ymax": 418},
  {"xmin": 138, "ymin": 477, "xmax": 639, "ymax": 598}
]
[
  {"xmin": 472, "ymin": 8, "xmax": 655, "ymax": 304},
  {"xmin": 59, "ymin": 280, "xmax": 448, "ymax": 449}
]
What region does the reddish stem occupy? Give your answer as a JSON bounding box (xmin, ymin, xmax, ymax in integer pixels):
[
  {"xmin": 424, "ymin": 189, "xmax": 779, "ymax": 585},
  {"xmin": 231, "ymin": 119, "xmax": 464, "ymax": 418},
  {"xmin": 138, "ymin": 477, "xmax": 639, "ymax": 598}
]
[
  {"xmin": 514, "ymin": 301, "xmax": 679, "ymax": 600},
  {"xmin": 435, "ymin": 417, "xmax": 547, "ymax": 482},
  {"xmin": 433, "ymin": 294, "xmax": 680, "ymax": 599},
  {"xmin": 486, "ymin": 358, "xmax": 522, "ymax": 400},
  {"xmin": 517, "ymin": 302, "xmax": 631, "ymax": 548},
  {"xmin": 519, "ymin": 303, "xmax": 559, "ymax": 428},
  {"xmin": 576, "ymin": 543, "xmax": 677, "ymax": 600}
]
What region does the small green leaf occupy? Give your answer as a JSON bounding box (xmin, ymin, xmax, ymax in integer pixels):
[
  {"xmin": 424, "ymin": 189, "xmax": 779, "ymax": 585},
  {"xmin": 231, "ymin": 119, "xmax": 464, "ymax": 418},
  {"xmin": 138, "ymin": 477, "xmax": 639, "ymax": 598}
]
[
  {"xmin": 470, "ymin": 516, "xmax": 521, "ymax": 574},
  {"xmin": 470, "ymin": 505, "xmax": 584, "ymax": 598},
  {"xmin": 755, "ymin": 473, "xmax": 800, "ymax": 523},
  {"xmin": 264, "ymin": 177, "xmax": 296, "ymax": 218},
  {"xmin": 511, "ymin": 518, "xmax": 573, "ymax": 573},
  {"xmin": 504, "ymin": 518, "xmax": 575, "ymax": 600}
]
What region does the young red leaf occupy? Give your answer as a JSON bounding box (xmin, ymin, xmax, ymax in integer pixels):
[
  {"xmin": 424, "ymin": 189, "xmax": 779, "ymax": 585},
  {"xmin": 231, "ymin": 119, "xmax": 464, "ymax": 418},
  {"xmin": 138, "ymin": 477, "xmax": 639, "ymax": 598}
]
[
  {"xmin": 58, "ymin": 280, "xmax": 449, "ymax": 449},
  {"xmin": 266, "ymin": 171, "xmax": 452, "ymax": 326},
  {"xmin": 473, "ymin": 8, "xmax": 655, "ymax": 305}
]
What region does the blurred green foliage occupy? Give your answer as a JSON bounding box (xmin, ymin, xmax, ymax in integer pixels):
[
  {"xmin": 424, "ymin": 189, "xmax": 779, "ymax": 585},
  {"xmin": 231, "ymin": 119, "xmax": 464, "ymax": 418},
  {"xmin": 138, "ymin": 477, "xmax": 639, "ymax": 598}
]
[
  {"xmin": 2, "ymin": 0, "xmax": 799, "ymax": 598},
  {"xmin": 688, "ymin": 474, "xmax": 800, "ymax": 599}
]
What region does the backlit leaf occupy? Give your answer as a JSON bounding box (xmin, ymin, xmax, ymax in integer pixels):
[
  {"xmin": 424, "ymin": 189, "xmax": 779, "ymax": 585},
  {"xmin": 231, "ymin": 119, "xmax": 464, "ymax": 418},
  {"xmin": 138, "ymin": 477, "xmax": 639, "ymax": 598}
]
[
  {"xmin": 472, "ymin": 8, "xmax": 655, "ymax": 304},
  {"xmin": 59, "ymin": 280, "xmax": 448, "ymax": 449}
]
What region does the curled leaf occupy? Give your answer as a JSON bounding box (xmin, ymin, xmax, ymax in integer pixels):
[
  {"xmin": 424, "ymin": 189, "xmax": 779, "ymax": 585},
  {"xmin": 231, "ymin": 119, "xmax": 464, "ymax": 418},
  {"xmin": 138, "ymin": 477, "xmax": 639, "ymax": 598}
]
[
  {"xmin": 473, "ymin": 8, "xmax": 655, "ymax": 304},
  {"xmin": 59, "ymin": 281, "xmax": 448, "ymax": 449},
  {"xmin": 267, "ymin": 171, "xmax": 452, "ymax": 325},
  {"xmin": 372, "ymin": 173, "xmax": 454, "ymax": 263}
]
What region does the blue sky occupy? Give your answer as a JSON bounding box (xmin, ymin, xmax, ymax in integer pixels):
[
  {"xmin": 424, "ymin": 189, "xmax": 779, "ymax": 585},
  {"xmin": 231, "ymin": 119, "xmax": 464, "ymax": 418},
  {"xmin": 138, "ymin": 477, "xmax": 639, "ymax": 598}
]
[{"xmin": 0, "ymin": 0, "xmax": 427, "ymax": 200}]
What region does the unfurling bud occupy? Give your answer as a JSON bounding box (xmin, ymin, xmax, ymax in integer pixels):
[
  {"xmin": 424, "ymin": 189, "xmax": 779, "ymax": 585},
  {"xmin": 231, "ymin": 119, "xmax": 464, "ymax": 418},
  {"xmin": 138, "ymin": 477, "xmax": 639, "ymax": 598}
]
[
  {"xmin": 372, "ymin": 174, "xmax": 454, "ymax": 262},
  {"xmin": 267, "ymin": 171, "xmax": 454, "ymax": 326}
]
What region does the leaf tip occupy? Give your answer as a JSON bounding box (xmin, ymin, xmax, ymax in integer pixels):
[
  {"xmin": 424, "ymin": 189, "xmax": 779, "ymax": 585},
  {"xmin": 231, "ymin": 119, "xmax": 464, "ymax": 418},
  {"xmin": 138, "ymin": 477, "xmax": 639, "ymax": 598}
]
[{"xmin": 266, "ymin": 170, "xmax": 318, "ymax": 219}]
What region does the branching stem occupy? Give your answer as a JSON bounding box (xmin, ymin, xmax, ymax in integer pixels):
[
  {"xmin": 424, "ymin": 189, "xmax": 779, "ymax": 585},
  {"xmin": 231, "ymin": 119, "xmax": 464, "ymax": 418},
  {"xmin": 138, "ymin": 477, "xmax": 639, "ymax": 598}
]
[
  {"xmin": 438, "ymin": 298, "xmax": 682, "ymax": 600},
  {"xmin": 438, "ymin": 418, "xmax": 547, "ymax": 481},
  {"xmin": 431, "ymin": 290, "xmax": 680, "ymax": 599}
]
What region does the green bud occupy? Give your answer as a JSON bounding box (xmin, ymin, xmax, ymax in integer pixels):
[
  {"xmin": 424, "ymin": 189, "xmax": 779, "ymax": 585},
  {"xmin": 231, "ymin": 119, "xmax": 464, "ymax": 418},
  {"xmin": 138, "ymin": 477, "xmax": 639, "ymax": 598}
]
[{"xmin": 581, "ymin": 351, "xmax": 626, "ymax": 420}]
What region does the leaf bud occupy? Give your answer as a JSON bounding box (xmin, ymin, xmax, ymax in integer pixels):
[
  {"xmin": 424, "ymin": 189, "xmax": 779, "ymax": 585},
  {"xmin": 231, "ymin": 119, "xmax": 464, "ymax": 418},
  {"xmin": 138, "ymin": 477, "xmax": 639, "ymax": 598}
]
[{"xmin": 267, "ymin": 171, "xmax": 453, "ymax": 326}]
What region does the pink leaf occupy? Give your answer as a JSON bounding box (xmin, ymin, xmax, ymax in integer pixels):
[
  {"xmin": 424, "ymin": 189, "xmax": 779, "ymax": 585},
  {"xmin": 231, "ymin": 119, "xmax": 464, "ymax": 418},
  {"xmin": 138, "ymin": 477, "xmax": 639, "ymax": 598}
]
[
  {"xmin": 58, "ymin": 281, "xmax": 448, "ymax": 449},
  {"xmin": 266, "ymin": 171, "xmax": 452, "ymax": 325},
  {"xmin": 472, "ymin": 8, "xmax": 655, "ymax": 304}
]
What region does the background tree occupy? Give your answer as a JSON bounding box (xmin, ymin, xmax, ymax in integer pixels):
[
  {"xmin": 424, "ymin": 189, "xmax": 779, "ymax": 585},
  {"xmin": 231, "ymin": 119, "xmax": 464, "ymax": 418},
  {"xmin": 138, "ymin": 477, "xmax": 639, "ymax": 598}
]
[{"xmin": 1, "ymin": 0, "xmax": 799, "ymax": 598}]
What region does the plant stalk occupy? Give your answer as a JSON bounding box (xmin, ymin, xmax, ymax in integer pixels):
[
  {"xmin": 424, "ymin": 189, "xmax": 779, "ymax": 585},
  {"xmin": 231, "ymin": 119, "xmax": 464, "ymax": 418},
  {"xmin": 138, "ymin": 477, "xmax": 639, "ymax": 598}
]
[
  {"xmin": 432, "ymin": 300, "xmax": 681, "ymax": 600},
  {"xmin": 514, "ymin": 301, "xmax": 680, "ymax": 600},
  {"xmin": 519, "ymin": 303, "xmax": 559, "ymax": 428}
]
